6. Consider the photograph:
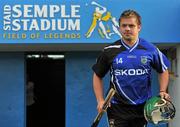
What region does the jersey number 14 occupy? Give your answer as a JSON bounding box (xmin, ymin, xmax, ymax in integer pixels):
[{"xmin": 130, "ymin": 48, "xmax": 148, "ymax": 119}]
[{"xmin": 116, "ymin": 58, "xmax": 123, "ymax": 64}]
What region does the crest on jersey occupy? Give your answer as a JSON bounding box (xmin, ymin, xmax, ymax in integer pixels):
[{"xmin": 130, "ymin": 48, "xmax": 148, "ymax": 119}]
[{"xmin": 141, "ymin": 56, "xmax": 147, "ymax": 64}]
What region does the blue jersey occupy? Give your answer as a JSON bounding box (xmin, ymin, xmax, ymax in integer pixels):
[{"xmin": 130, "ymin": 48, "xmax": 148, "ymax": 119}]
[{"xmin": 92, "ymin": 38, "xmax": 170, "ymax": 105}]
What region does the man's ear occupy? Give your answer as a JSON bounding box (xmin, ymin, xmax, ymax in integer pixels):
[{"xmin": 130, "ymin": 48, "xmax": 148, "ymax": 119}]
[{"xmin": 138, "ymin": 25, "xmax": 141, "ymax": 32}]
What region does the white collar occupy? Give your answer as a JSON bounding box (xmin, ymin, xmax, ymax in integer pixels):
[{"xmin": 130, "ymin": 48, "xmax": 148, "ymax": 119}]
[{"xmin": 121, "ymin": 38, "xmax": 139, "ymax": 52}]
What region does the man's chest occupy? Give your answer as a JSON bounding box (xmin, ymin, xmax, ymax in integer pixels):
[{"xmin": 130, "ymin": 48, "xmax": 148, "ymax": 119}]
[{"xmin": 111, "ymin": 50, "xmax": 152, "ymax": 70}]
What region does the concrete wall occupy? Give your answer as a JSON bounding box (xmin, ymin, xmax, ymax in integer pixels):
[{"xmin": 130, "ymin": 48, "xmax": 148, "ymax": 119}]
[{"xmin": 169, "ymin": 44, "xmax": 180, "ymax": 127}]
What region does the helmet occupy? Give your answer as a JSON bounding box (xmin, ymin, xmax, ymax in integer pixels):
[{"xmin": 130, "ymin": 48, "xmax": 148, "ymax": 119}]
[{"xmin": 144, "ymin": 96, "xmax": 175, "ymax": 125}]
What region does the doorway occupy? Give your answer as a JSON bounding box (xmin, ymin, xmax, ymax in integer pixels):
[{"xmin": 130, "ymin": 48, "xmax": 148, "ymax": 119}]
[{"xmin": 26, "ymin": 53, "xmax": 65, "ymax": 127}]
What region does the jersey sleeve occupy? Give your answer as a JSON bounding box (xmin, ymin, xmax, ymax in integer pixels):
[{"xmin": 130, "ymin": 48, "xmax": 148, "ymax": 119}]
[
  {"xmin": 92, "ymin": 51, "xmax": 110, "ymax": 78},
  {"xmin": 151, "ymin": 48, "xmax": 170, "ymax": 73}
]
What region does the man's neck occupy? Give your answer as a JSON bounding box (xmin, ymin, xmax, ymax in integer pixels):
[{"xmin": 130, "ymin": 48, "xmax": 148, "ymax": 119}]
[{"xmin": 122, "ymin": 38, "xmax": 138, "ymax": 47}]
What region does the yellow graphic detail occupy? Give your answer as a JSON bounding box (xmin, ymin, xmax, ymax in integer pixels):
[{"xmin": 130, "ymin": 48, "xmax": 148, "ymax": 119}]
[
  {"xmin": 101, "ymin": 12, "xmax": 111, "ymax": 21},
  {"xmin": 85, "ymin": 1, "xmax": 121, "ymax": 39},
  {"xmin": 98, "ymin": 28, "xmax": 105, "ymax": 38}
]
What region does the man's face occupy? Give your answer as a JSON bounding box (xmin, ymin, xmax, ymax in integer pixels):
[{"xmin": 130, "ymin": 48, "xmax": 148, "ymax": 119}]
[{"xmin": 119, "ymin": 17, "xmax": 141, "ymax": 41}]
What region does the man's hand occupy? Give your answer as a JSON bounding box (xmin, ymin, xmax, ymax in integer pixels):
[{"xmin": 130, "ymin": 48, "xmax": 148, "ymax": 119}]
[
  {"xmin": 97, "ymin": 100, "xmax": 105, "ymax": 113},
  {"xmin": 97, "ymin": 100, "xmax": 112, "ymax": 113},
  {"xmin": 159, "ymin": 91, "xmax": 171, "ymax": 100}
]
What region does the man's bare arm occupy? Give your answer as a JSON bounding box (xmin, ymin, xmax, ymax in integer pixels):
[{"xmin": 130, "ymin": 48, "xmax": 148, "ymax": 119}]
[
  {"xmin": 158, "ymin": 70, "xmax": 170, "ymax": 99},
  {"xmin": 93, "ymin": 73, "xmax": 104, "ymax": 112}
]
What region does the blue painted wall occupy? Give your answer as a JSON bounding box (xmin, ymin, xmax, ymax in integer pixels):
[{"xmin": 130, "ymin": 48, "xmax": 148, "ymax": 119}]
[
  {"xmin": 66, "ymin": 52, "xmax": 167, "ymax": 127},
  {"xmin": 66, "ymin": 52, "xmax": 110, "ymax": 127},
  {"xmin": 0, "ymin": 53, "xmax": 25, "ymax": 127},
  {"xmin": 66, "ymin": 52, "xmax": 99, "ymax": 127}
]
